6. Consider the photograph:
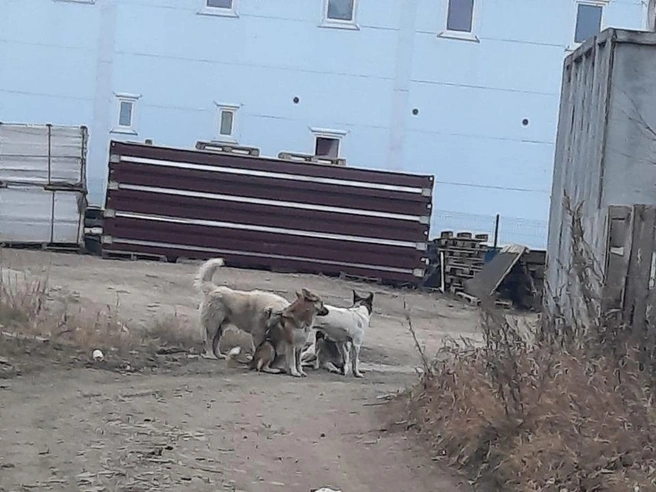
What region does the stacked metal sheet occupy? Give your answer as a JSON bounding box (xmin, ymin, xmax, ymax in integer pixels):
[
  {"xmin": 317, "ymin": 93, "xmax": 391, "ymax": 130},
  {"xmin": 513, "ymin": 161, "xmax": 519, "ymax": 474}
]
[
  {"xmin": 0, "ymin": 123, "xmax": 88, "ymax": 247},
  {"xmin": 103, "ymin": 141, "xmax": 433, "ymax": 285}
]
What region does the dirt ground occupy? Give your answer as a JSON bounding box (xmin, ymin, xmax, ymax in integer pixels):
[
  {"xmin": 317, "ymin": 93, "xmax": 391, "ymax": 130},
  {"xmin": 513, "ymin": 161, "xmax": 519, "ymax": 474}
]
[{"xmin": 0, "ymin": 250, "xmax": 482, "ymax": 492}]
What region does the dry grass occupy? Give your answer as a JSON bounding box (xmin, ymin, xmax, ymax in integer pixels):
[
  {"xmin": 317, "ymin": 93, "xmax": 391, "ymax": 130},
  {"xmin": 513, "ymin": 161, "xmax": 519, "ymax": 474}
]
[
  {"xmin": 0, "ymin": 261, "xmax": 200, "ymax": 365},
  {"xmin": 404, "ymin": 203, "xmax": 656, "ymax": 491}
]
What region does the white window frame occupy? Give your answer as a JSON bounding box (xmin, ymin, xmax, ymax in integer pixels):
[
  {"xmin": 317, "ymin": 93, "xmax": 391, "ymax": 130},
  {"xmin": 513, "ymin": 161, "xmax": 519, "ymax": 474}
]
[
  {"xmin": 569, "ymin": 0, "xmax": 608, "ymax": 50},
  {"xmin": 438, "ymin": 0, "xmax": 480, "ymax": 43},
  {"xmin": 214, "ymin": 102, "xmax": 241, "ymax": 143},
  {"xmin": 198, "ymin": 0, "xmax": 238, "ymax": 18},
  {"xmin": 310, "ymin": 127, "xmax": 347, "ymax": 158},
  {"xmin": 111, "ymin": 92, "xmax": 141, "ymax": 135},
  {"xmin": 320, "ymin": 0, "xmax": 359, "ymax": 30}
]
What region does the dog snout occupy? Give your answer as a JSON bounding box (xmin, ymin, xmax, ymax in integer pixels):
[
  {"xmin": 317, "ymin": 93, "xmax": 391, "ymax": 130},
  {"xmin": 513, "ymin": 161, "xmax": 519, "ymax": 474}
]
[{"xmin": 318, "ymin": 306, "xmax": 329, "ymax": 316}]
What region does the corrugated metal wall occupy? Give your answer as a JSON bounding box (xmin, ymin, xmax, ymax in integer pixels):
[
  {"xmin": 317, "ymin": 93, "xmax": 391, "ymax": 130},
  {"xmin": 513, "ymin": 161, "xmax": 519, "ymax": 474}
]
[{"xmin": 103, "ymin": 141, "xmax": 433, "ymax": 284}]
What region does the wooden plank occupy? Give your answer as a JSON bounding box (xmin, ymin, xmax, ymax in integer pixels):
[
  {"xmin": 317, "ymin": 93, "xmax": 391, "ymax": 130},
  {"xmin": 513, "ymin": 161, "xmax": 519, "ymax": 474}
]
[
  {"xmin": 623, "ymin": 205, "xmax": 656, "ymax": 331},
  {"xmin": 464, "ymin": 244, "xmax": 528, "ymax": 298},
  {"xmin": 601, "ymin": 205, "xmax": 632, "ymax": 318}
]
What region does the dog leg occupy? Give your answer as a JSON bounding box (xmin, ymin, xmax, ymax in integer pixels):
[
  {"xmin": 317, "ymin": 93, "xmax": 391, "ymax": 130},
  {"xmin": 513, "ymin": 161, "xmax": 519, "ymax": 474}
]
[
  {"xmin": 295, "ymin": 347, "xmax": 307, "ymax": 377},
  {"xmin": 259, "ymin": 362, "xmax": 283, "ymax": 374},
  {"xmin": 285, "ymin": 346, "xmax": 302, "ymax": 377},
  {"xmin": 323, "ymin": 361, "xmax": 343, "ymax": 374},
  {"xmin": 352, "ymin": 343, "xmax": 364, "ymax": 378},
  {"xmin": 339, "ymin": 342, "xmax": 351, "ymax": 377},
  {"xmin": 203, "ymin": 324, "xmax": 227, "ymax": 359}
]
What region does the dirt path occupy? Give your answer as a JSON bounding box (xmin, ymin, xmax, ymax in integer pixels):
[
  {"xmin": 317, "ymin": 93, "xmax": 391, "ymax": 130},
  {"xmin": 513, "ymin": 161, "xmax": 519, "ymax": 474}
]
[{"xmin": 0, "ymin": 250, "xmax": 480, "ymax": 491}]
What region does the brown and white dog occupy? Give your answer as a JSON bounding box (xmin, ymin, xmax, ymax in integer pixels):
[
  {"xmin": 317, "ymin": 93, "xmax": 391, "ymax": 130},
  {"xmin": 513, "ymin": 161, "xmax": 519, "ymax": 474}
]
[
  {"xmin": 194, "ymin": 257, "xmax": 328, "ymax": 370},
  {"xmin": 302, "ymin": 290, "xmax": 374, "ymax": 378},
  {"xmin": 230, "ymin": 291, "xmax": 329, "ymax": 376}
]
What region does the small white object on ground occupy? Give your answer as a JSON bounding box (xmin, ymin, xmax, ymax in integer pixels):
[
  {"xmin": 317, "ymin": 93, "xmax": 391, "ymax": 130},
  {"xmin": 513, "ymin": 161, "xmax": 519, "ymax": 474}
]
[
  {"xmin": 314, "ymin": 488, "xmax": 342, "ymax": 492},
  {"xmin": 92, "ymin": 349, "xmax": 104, "ymax": 361}
]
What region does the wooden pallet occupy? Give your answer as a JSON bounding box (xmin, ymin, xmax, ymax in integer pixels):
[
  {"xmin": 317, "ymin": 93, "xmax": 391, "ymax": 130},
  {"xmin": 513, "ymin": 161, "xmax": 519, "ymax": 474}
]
[
  {"xmin": 455, "ymin": 291, "xmax": 513, "ymax": 309},
  {"xmin": 101, "ymin": 250, "xmax": 168, "ymax": 262},
  {"xmin": 437, "ymin": 238, "xmax": 487, "ymax": 250},
  {"xmin": 0, "ymin": 242, "xmax": 82, "ymax": 253},
  {"xmin": 443, "ymin": 248, "xmax": 485, "ymax": 260}
]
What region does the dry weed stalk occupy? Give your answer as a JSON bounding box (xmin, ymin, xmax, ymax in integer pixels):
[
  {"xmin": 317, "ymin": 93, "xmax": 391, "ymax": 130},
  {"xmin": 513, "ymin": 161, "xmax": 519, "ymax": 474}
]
[
  {"xmin": 0, "ymin": 257, "xmax": 197, "ymax": 361},
  {"xmin": 405, "ymin": 201, "xmax": 656, "ymax": 491}
]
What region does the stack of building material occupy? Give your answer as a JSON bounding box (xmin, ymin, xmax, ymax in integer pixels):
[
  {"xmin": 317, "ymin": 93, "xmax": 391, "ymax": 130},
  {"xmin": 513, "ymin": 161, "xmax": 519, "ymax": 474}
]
[
  {"xmin": 0, "ymin": 123, "xmax": 87, "ymax": 248},
  {"xmin": 436, "ymin": 231, "xmax": 489, "ymax": 293},
  {"xmin": 103, "ymin": 141, "xmax": 432, "ymax": 285}
]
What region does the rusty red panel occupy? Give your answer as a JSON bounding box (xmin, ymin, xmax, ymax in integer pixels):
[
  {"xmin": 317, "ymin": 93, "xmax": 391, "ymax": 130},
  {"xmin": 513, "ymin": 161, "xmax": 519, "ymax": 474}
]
[
  {"xmin": 103, "ymin": 217, "xmax": 424, "ymax": 270},
  {"xmin": 104, "ymin": 242, "xmax": 418, "ymax": 283},
  {"xmin": 108, "ymin": 161, "xmax": 431, "ymax": 216},
  {"xmin": 104, "ymin": 141, "xmax": 434, "ymax": 284},
  {"xmin": 106, "ymin": 189, "xmax": 428, "ymax": 242},
  {"xmin": 110, "ymin": 141, "xmax": 433, "ymax": 189}
]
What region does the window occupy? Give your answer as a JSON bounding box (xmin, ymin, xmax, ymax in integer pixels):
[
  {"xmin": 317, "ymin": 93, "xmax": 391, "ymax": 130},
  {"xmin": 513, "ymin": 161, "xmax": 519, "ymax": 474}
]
[
  {"xmin": 446, "ymin": 0, "xmax": 474, "ymax": 33},
  {"xmin": 199, "ymin": 0, "xmax": 237, "ymax": 17},
  {"xmin": 311, "ymin": 128, "xmax": 347, "ymax": 158},
  {"xmin": 206, "ymin": 0, "xmax": 231, "ymax": 7},
  {"xmin": 574, "ymin": 3, "xmax": 603, "ymax": 44},
  {"xmin": 315, "ymin": 137, "xmax": 340, "ymax": 158},
  {"xmin": 322, "ymin": 0, "xmax": 357, "ymax": 28},
  {"xmin": 214, "ymin": 103, "xmax": 240, "ymax": 142},
  {"xmin": 112, "ymin": 93, "xmax": 140, "ymax": 134}
]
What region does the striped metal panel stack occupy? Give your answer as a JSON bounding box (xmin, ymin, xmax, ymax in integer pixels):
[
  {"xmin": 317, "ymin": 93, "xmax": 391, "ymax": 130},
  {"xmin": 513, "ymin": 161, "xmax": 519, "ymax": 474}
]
[{"xmin": 102, "ymin": 141, "xmax": 433, "ymax": 285}]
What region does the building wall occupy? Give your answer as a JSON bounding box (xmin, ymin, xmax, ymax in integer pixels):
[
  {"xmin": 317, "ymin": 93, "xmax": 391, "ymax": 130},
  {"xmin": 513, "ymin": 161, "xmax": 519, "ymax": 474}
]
[{"xmin": 0, "ymin": 0, "xmax": 647, "ymax": 248}]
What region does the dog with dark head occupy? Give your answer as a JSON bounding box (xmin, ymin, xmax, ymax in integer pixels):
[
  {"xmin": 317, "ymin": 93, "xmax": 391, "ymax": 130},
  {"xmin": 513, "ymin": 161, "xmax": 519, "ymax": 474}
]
[
  {"xmin": 229, "ymin": 289, "xmax": 329, "ymax": 377},
  {"xmin": 302, "ymin": 290, "xmax": 374, "ymax": 378}
]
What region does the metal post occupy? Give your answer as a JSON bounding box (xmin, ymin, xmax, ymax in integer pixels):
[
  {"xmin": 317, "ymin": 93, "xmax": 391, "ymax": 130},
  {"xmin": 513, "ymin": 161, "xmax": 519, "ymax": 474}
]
[{"xmin": 493, "ymin": 214, "xmax": 500, "ymax": 250}]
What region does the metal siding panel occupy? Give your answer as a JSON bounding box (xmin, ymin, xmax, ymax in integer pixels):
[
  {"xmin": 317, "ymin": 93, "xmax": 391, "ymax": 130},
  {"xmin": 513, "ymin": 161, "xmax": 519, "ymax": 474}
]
[
  {"xmin": 106, "ymin": 189, "xmax": 429, "ymax": 241},
  {"xmin": 0, "ymin": 124, "xmax": 87, "ymax": 186},
  {"xmin": 103, "ymin": 217, "xmax": 424, "ymax": 270},
  {"xmin": 0, "ymin": 186, "xmax": 83, "ymax": 244},
  {"xmin": 103, "ymin": 243, "xmax": 419, "ymax": 284},
  {"xmin": 110, "ymin": 141, "xmax": 434, "ymax": 189},
  {"xmin": 108, "ymin": 161, "xmax": 431, "ymax": 215},
  {"xmin": 105, "ymin": 141, "xmax": 433, "ymax": 284}
]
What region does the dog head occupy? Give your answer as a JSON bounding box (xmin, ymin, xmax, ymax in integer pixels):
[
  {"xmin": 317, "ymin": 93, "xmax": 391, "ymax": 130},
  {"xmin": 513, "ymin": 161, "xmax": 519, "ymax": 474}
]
[
  {"xmin": 352, "ymin": 290, "xmax": 374, "ymax": 315},
  {"xmin": 296, "ymin": 288, "xmax": 329, "ymax": 317}
]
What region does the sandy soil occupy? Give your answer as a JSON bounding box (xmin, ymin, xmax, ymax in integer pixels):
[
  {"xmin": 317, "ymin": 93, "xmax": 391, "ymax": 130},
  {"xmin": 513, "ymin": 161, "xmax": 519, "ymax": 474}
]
[{"xmin": 0, "ymin": 250, "xmax": 481, "ymax": 492}]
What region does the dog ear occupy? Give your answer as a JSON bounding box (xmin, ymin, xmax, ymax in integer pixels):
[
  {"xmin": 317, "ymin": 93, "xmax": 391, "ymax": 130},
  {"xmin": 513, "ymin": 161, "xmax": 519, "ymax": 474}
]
[
  {"xmin": 302, "ymin": 288, "xmax": 318, "ymax": 301},
  {"xmin": 353, "ymin": 290, "xmax": 367, "ymax": 303},
  {"xmin": 295, "ymin": 290, "xmax": 303, "ymax": 299},
  {"xmin": 367, "ymin": 292, "xmax": 374, "ymax": 302},
  {"xmin": 264, "ymin": 307, "xmax": 273, "ymax": 318}
]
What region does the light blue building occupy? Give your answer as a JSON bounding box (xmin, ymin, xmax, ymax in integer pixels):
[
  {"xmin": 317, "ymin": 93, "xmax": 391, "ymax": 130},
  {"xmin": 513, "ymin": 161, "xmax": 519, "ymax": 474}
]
[{"xmin": 0, "ymin": 0, "xmax": 650, "ymax": 248}]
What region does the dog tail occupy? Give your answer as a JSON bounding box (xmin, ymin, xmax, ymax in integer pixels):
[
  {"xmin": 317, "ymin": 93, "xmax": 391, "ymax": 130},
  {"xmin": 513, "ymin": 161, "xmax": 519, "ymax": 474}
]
[{"xmin": 194, "ymin": 258, "xmax": 225, "ymax": 295}]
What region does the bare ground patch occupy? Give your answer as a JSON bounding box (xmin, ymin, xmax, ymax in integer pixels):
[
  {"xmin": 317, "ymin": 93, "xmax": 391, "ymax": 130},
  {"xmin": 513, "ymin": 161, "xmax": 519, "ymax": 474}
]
[{"xmin": 0, "ymin": 249, "xmax": 480, "ymax": 491}]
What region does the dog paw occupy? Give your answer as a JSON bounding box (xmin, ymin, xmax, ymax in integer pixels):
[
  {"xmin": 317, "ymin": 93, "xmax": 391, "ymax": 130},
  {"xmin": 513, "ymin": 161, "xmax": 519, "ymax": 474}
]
[{"xmin": 353, "ymin": 371, "xmax": 364, "ymax": 378}]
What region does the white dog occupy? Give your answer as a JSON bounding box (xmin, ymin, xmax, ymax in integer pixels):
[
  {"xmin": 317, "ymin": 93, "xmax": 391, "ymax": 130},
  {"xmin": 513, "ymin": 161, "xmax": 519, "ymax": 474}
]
[{"xmin": 304, "ymin": 290, "xmax": 374, "ymax": 378}]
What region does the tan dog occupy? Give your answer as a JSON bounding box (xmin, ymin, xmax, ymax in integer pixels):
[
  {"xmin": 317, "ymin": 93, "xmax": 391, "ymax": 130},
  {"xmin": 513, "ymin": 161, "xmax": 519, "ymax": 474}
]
[
  {"xmin": 194, "ymin": 258, "xmax": 288, "ymax": 359},
  {"xmin": 229, "ymin": 291, "xmax": 329, "ymax": 377},
  {"xmin": 195, "ymin": 258, "xmax": 328, "ymax": 372}
]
